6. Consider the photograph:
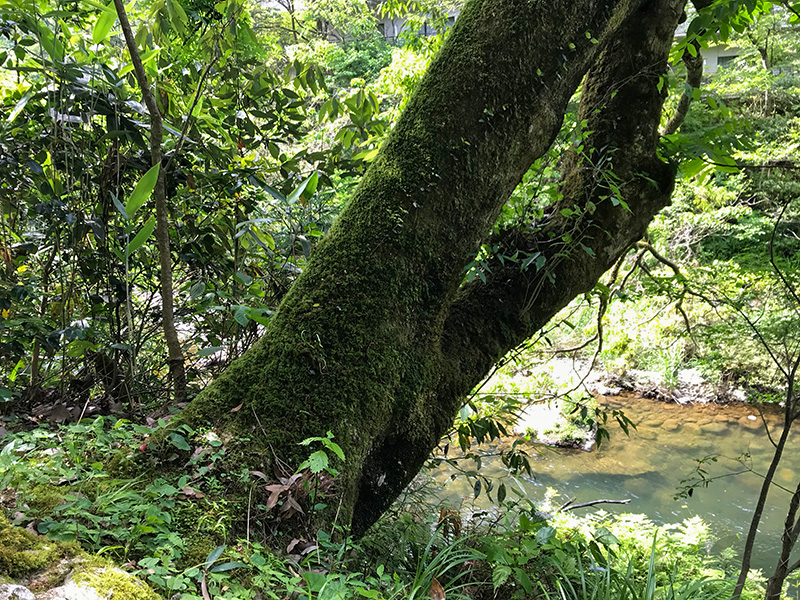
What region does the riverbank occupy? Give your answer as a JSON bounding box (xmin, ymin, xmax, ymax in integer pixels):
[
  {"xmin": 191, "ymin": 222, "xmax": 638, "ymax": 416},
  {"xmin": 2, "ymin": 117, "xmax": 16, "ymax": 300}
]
[{"xmin": 481, "ymin": 357, "xmax": 764, "ymax": 451}]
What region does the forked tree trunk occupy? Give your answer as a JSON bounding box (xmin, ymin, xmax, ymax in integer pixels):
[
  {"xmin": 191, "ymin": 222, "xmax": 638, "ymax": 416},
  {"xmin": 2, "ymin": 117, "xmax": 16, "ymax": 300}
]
[{"xmin": 152, "ymin": 0, "xmax": 686, "ymax": 539}]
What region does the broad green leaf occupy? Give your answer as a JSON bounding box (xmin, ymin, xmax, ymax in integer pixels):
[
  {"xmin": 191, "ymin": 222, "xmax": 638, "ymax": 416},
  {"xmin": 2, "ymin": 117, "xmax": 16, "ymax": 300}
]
[
  {"xmin": 247, "ymin": 230, "xmax": 275, "ymax": 252},
  {"xmin": 205, "ymin": 545, "xmax": 226, "ymax": 569},
  {"xmin": 189, "ymin": 281, "xmax": 206, "ymax": 299},
  {"xmin": 248, "ymin": 309, "xmax": 272, "ymax": 326},
  {"xmin": 66, "ymin": 340, "xmax": 98, "ymax": 358},
  {"xmin": 209, "ymin": 561, "xmax": 246, "ymax": 573},
  {"xmin": 92, "ymin": 3, "xmax": 116, "ymax": 43},
  {"xmin": 168, "ymin": 432, "xmax": 191, "ymax": 451},
  {"xmin": 233, "ymin": 306, "xmax": 249, "ymax": 326},
  {"xmin": 287, "ymin": 173, "xmax": 316, "ymax": 205},
  {"xmin": 593, "ymin": 526, "xmax": 620, "ymax": 547},
  {"xmin": 497, "ymin": 482, "xmax": 506, "ymax": 504},
  {"xmin": 324, "ymin": 440, "xmax": 345, "ymax": 461},
  {"xmin": 125, "ymin": 164, "xmax": 160, "ymax": 217},
  {"xmin": 353, "ymin": 148, "xmax": 379, "ymax": 162},
  {"xmin": 304, "ymin": 450, "xmax": 329, "ymax": 474},
  {"xmin": 235, "ymin": 271, "xmax": 253, "ymax": 286},
  {"xmin": 492, "ymin": 565, "xmax": 512, "ymax": 590},
  {"xmin": 513, "ymin": 568, "xmax": 532, "ymax": 594},
  {"xmin": 536, "ymin": 526, "xmax": 556, "ymax": 545},
  {"xmin": 196, "ymin": 346, "xmax": 222, "ymax": 357},
  {"xmin": 518, "ymin": 513, "xmax": 534, "ymax": 532},
  {"xmin": 303, "ymin": 571, "xmax": 327, "ymax": 593},
  {"xmin": 126, "ymin": 215, "xmax": 156, "ymax": 255},
  {"xmin": 37, "ymin": 22, "xmax": 66, "ymax": 62},
  {"xmin": 261, "ymin": 183, "xmax": 286, "ymax": 203},
  {"xmin": 680, "ymin": 157, "xmax": 706, "ymax": 178}
]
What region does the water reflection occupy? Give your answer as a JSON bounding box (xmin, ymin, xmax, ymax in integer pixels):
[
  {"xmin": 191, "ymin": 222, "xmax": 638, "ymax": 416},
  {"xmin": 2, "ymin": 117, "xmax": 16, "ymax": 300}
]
[{"xmin": 432, "ymin": 393, "xmax": 799, "ymax": 574}]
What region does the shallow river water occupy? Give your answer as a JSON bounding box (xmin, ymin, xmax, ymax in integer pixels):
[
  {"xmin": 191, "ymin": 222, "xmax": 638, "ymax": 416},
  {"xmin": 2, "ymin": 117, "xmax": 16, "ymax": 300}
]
[{"xmin": 432, "ymin": 393, "xmax": 800, "ymax": 578}]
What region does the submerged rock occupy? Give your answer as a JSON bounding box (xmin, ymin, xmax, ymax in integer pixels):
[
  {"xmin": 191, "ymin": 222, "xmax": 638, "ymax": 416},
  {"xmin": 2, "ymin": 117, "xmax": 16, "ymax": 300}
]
[
  {"xmin": 661, "ymin": 419, "xmax": 681, "ymax": 432},
  {"xmin": 702, "ymin": 421, "xmax": 729, "ymax": 435},
  {"xmin": 738, "ymin": 415, "xmax": 762, "ymax": 430}
]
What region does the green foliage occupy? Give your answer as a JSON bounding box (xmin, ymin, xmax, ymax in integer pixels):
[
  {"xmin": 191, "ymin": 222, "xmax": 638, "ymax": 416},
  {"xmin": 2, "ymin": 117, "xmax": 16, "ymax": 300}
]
[
  {"xmin": 538, "ymin": 512, "xmax": 767, "ymax": 600},
  {"xmin": 326, "ymin": 37, "xmax": 393, "ymax": 88},
  {"xmin": 1, "ymin": 1, "xmax": 799, "ymax": 598},
  {"xmin": 529, "ymin": 5, "xmax": 800, "ymax": 394},
  {"xmin": 298, "ymin": 431, "xmax": 345, "ymax": 475},
  {"xmin": 0, "ymin": 0, "xmax": 381, "ymax": 406}
]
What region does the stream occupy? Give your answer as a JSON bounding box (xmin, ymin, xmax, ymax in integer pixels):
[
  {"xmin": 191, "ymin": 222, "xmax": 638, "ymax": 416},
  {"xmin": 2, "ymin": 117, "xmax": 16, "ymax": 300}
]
[{"xmin": 432, "ymin": 393, "xmax": 800, "ymax": 579}]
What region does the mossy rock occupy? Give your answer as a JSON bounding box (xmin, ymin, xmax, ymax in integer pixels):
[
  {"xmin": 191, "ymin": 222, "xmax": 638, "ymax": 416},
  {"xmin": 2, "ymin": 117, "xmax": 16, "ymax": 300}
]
[
  {"xmin": 0, "ymin": 516, "xmax": 161, "ymax": 600},
  {"xmin": 0, "ymin": 515, "xmax": 79, "ymax": 581},
  {"xmin": 65, "ymin": 567, "xmax": 161, "ymax": 600}
]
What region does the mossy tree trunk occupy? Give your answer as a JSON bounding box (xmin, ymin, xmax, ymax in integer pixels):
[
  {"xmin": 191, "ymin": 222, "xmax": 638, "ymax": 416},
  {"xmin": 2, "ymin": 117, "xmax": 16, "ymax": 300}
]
[{"xmin": 169, "ymin": 0, "xmax": 686, "ymax": 538}]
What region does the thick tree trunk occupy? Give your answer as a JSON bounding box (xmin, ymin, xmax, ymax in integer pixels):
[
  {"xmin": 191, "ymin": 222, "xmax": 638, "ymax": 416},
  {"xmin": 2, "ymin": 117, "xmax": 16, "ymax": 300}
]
[{"xmin": 161, "ymin": 0, "xmax": 685, "ymax": 539}]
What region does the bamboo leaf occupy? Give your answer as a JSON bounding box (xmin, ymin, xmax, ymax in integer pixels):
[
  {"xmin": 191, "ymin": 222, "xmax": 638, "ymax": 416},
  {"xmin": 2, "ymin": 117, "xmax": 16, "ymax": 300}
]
[
  {"xmin": 92, "ymin": 3, "xmax": 117, "ymax": 43},
  {"xmin": 126, "ymin": 215, "xmax": 156, "ymax": 255},
  {"xmin": 7, "ymin": 91, "xmax": 33, "ymax": 123},
  {"xmin": 287, "ymin": 173, "xmax": 316, "ymax": 205},
  {"xmin": 125, "ymin": 164, "xmax": 160, "ymax": 217},
  {"xmin": 209, "ymin": 561, "xmax": 246, "ymax": 573},
  {"xmin": 205, "ymin": 545, "xmax": 226, "ymax": 570}
]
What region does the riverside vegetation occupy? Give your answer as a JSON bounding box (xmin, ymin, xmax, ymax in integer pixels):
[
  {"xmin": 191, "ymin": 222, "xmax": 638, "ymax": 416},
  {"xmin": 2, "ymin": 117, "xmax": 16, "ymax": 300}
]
[{"xmin": 1, "ymin": 0, "xmax": 800, "ymax": 598}]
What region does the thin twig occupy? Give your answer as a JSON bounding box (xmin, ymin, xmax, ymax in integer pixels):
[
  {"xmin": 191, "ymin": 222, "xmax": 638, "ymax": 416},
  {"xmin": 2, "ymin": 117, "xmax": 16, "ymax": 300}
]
[{"xmin": 559, "ymin": 498, "xmax": 631, "ymax": 512}]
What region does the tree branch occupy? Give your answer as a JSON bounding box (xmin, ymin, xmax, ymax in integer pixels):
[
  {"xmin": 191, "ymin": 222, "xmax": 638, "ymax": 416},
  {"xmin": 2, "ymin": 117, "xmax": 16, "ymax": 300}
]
[
  {"xmin": 559, "ymin": 498, "xmax": 631, "ymax": 512},
  {"xmin": 438, "ymin": 0, "xmax": 685, "ymax": 407},
  {"xmin": 662, "ymin": 41, "xmax": 703, "ymax": 135}
]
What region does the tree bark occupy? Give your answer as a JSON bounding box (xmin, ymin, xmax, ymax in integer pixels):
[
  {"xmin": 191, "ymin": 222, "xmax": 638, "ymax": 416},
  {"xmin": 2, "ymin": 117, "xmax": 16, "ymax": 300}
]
[{"xmin": 160, "ymin": 0, "xmax": 686, "ymax": 539}]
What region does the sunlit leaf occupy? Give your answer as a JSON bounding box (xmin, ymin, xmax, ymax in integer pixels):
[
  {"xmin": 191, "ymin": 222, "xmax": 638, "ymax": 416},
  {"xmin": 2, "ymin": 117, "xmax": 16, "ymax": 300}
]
[
  {"xmin": 287, "ymin": 172, "xmax": 317, "ymax": 205},
  {"xmin": 125, "ymin": 164, "xmax": 160, "ymax": 217},
  {"xmin": 303, "ymin": 450, "xmax": 328, "ymax": 474},
  {"xmin": 92, "ymin": 3, "xmax": 116, "ymax": 43},
  {"xmin": 7, "ymin": 91, "xmax": 33, "ymax": 124}
]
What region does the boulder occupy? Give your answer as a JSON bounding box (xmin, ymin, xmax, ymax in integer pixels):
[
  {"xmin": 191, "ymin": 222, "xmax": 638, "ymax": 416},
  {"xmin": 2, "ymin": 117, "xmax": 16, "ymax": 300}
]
[{"xmin": 0, "ymin": 585, "xmax": 35, "ymax": 600}]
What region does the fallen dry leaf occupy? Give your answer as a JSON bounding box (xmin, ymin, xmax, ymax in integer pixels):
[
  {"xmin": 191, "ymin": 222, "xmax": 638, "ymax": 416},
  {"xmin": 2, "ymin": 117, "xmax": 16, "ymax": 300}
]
[{"xmin": 430, "ymin": 577, "xmax": 445, "ymax": 600}]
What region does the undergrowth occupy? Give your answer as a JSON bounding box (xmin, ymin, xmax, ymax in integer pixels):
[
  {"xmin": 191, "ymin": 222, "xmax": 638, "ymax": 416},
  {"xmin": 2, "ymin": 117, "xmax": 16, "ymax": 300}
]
[{"xmin": 0, "ymin": 416, "xmax": 775, "ymax": 600}]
